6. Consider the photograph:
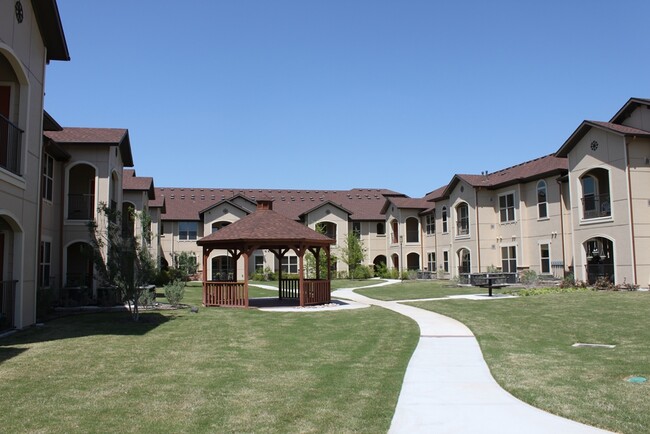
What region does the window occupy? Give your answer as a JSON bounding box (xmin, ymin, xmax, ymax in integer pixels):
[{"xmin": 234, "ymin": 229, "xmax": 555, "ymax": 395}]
[
  {"xmin": 580, "ymin": 169, "xmax": 610, "ymax": 219},
  {"xmin": 425, "ymin": 213, "xmax": 435, "ymax": 235},
  {"xmin": 456, "ymin": 203, "xmax": 469, "ymax": 236},
  {"xmin": 501, "ymin": 246, "xmax": 517, "ymax": 273},
  {"xmin": 537, "ymin": 181, "xmax": 547, "ymax": 219},
  {"xmin": 391, "ymin": 220, "xmax": 399, "ymax": 244},
  {"xmin": 442, "ymin": 207, "xmax": 448, "ymax": 233},
  {"xmin": 316, "ymin": 222, "xmax": 337, "ymax": 240},
  {"xmin": 254, "ymin": 255, "xmax": 264, "ymax": 272},
  {"xmin": 179, "ymin": 221, "xmax": 198, "ymax": 240},
  {"xmin": 427, "ymin": 252, "xmax": 436, "ymax": 271},
  {"xmin": 281, "ymin": 256, "xmax": 298, "ymax": 274},
  {"xmin": 352, "ymin": 221, "xmax": 361, "ymax": 239},
  {"xmin": 212, "ymin": 221, "xmax": 230, "ymax": 233},
  {"xmin": 406, "ymin": 217, "xmax": 419, "ymax": 242},
  {"xmin": 377, "ymin": 222, "xmax": 385, "ymax": 235},
  {"xmin": 443, "ymin": 251, "xmax": 449, "ymax": 272},
  {"xmin": 499, "ymin": 193, "xmax": 515, "ymax": 223},
  {"xmin": 42, "ymin": 154, "xmax": 54, "ymax": 201},
  {"xmin": 39, "ymin": 241, "xmax": 51, "ymax": 288},
  {"xmin": 540, "ymin": 244, "xmax": 550, "ymax": 274}
]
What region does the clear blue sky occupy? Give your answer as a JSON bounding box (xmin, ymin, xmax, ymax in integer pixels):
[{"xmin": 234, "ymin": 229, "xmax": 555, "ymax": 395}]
[{"xmin": 45, "ymin": 0, "xmax": 650, "ymax": 198}]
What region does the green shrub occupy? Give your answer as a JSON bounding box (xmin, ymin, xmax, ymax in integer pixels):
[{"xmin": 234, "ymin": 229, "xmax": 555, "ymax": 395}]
[
  {"xmin": 163, "ymin": 280, "xmax": 186, "ymax": 307},
  {"xmin": 592, "ymin": 276, "xmax": 615, "ymax": 291},
  {"xmin": 138, "ymin": 287, "xmax": 155, "ymax": 308},
  {"xmin": 508, "ymin": 286, "xmax": 592, "ymax": 296},
  {"xmin": 519, "ymin": 269, "xmax": 538, "ymax": 286},
  {"xmin": 352, "ymin": 265, "xmax": 374, "ymax": 279}
]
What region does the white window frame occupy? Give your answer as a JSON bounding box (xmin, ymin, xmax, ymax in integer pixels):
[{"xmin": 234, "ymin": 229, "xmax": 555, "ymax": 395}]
[
  {"xmin": 179, "ymin": 221, "xmax": 198, "ymax": 240},
  {"xmin": 425, "ymin": 213, "xmax": 435, "ymax": 235},
  {"xmin": 501, "ymin": 244, "xmax": 517, "ymax": 273},
  {"xmin": 441, "ymin": 206, "xmax": 448, "ymax": 234},
  {"xmin": 442, "ymin": 250, "xmax": 449, "ymax": 273},
  {"xmin": 254, "ymin": 255, "xmax": 264, "ymax": 272},
  {"xmin": 281, "ymin": 256, "xmax": 298, "ymax": 274},
  {"xmin": 499, "ymin": 191, "xmax": 516, "ymax": 223},
  {"xmin": 42, "ymin": 153, "xmax": 54, "ymax": 202},
  {"xmin": 40, "ymin": 239, "xmax": 52, "ymax": 288},
  {"xmin": 427, "ymin": 252, "xmax": 436, "ymax": 271},
  {"xmin": 537, "ymin": 180, "xmax": 548, "ymax": 220},
  {"xmin": 455, "ymin": 202, "xmax": 469, "ymax": 238},
  {"xmin": 539, "ymin": 242, "xmax": 551, "ymax": 274}
]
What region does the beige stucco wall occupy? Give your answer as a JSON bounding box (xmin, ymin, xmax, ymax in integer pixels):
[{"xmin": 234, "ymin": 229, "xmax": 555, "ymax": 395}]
[
  {"xmin": 627, "ymin": 138, "xmax": 650, "ymax": 286},
  {"xmin": 0, "ymin": 1, "xmax": 48, "ymax": 328},
  {"xmin": 566, "ymin": 128, "xmax": 633, "ymax": 284}
]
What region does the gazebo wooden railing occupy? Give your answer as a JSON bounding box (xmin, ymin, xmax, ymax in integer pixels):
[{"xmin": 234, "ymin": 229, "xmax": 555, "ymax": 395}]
[
  {"xmin": 203, "ymin": 281, "xmax": 248, "ymax": 307},
  {"xmin": 280, "ymin": 278, "xmax": 331, "ymax": 305}
]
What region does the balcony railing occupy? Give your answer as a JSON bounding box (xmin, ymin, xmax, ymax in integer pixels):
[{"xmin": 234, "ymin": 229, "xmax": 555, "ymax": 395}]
[
  {"xmin": 582, "ymin": 194, "xmax": 611, "ymax": 219},
  {"xmin": 457, "ymin": 221, "xmax": 469, "ymax": 236},
  {"xmin": 68, "ymin": 194, "xmax": 95, "ymax": 220},
  {"xmin": 0, "ymin": 280, "xmax": 17, "ymax": 330},
  {"xmin": 0, "ymin": 114, "xmax": 23, "ymax": 176},
  {"xmin": 585, "ymin": 263, "xmax": 614, "ymax": 285}
]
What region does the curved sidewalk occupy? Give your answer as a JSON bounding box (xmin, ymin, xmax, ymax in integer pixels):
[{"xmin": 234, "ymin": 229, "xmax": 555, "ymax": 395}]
[{"xmin": 333, "ymin": 283, "xmax": 611, "ymax": 434}]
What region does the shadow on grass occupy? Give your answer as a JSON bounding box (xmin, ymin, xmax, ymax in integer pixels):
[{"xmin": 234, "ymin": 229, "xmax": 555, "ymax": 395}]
[{"xmin": 0, "ymin": 311, "xmax": 176, "ymax": 364}]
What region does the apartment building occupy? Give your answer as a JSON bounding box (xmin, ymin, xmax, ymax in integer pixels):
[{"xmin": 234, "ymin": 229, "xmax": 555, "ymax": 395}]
[
  {"xmin": 0, "ymin": 0, "xmax": 69, "ymax": 328},
  {"xmin": 557, "ymin": 97, "xmax": 650, "ymax": 286},
  {"xmin": 156, "ymin": 188, "xmax": 405, "ymax": 280}
]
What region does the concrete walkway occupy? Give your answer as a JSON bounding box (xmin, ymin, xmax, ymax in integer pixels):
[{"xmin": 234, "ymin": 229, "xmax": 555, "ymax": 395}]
[{"xmin": 332, "ymin": 281, "xmax": 612, "ymax": 434}]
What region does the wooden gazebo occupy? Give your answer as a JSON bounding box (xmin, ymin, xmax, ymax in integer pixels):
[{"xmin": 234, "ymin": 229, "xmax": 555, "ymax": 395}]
[{"xmin": 196, "ymin": 198, "xmax": 335, "ymax": 308}]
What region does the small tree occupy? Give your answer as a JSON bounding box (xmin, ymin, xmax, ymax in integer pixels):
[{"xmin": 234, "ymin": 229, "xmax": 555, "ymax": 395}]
[
  {"xmin": 88, "ymin": 203, "xmax": 156, "ymax": 321},
  {"xmin": 172, "ymin": 251, "xmax": 198, "ymax": 281},
  {"xmin": 340, "ymin": 230, "xmax": 366, "ymax": 279},
  {"xmin": 304, "ymin": 250, "xmax": 337, "ymax": 279}
]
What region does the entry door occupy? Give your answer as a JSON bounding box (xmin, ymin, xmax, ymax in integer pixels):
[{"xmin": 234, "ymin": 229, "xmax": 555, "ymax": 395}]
[{"xmin": 0, "ymin": 85, "xmax": 11, "ymax": 167}]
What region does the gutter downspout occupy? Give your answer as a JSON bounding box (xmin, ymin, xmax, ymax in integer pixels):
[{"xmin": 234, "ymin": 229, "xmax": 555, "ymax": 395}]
[
  {"xmin": 556, "ymin": 177, "xmax": 567, "ymax": 278},
  {"xmin": 475, "ymin": 188, "xmax": 481, "ymax": 272},
  {"xmin": 625, "ymin": 139, "xmax": 638, "ymax": 285}
]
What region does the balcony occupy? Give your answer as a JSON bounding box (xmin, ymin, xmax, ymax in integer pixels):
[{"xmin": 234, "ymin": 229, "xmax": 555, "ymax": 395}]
[
  {"xmin": 582, "ymin": 194, "xmax": 611, "ymax": 220},
  {"xmin": 456, "ymin": 221, "xmax": 469, "ymax": 236},
  {"xmin": 0, "ymin": 114, "xmax": 23, "ymax": 176},
  {"xmin": 68, "ymin": 194, "xmax": 95, "ymax": 220}
]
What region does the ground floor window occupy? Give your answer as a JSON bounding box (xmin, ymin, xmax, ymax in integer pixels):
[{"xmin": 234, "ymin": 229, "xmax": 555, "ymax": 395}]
[
  {"xmin": 501, "ymin": 246, "xmax": 517, "ymax": 273},
  {"xmin": 281, "ymin": 256, "xmax": 298, "ymax": 274},
  {"xmin": 540, "ymin": 244, "xmax": 550, "ymax": 274},
  {"xmin": 443, "ymin": 251, "xmax": 449, "ymax": 273},
  {"xmin": 427, "ymin": 252, "xmax": 436, "ymax": 272},
  {"xmin": 254, "ymin": 255, "xmax": 264, "ymax": 272}
]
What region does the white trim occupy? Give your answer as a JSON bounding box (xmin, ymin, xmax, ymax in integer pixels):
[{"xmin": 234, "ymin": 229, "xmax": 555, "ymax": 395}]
[
  {"xmin": 498, "ymin": 190, "xmax": 516, "ymax": 223},
  {"xmin": 64, "ymin": 161, "xmax": 98, "ymax": 223}
]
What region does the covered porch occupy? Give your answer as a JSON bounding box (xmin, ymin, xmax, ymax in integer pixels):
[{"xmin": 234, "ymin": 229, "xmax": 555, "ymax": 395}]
[{"xmin": 197, "ymin": 199, "xmax": 335, "ymax": 308}]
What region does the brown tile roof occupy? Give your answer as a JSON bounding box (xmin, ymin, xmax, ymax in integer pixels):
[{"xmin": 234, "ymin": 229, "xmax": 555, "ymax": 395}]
[
  {"xmin": 157, "ymin": 188, "xmax": 404, "ymax": 222},
  {"xmin": 196, "ymin": 207, "xmax": 334, "ymax": 247},
  {"xmin": 445, "ymin": 154, "xmax": 567, "ymax": 193},
  {"xmin": 43, "ymin": 127, "xmax": 134, "ymax": 167},
  {"xmin": 380, "ymin": 196, "xmax": 431, "ymax": 214},
  {"xmin": 556, "ymin": 120, "xmax": 650, "ymax": 157},
  {"xmin": 123, "ymin": 170, "xmax": 155, "ymax": 199}
]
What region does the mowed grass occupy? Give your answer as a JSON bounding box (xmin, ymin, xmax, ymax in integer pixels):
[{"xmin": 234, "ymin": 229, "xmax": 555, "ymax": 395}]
[
  {"xmin": 0, "ymin": 285, "xmax": 418, "ymax": 433},
  {"xmin": 355, "ymin": 279, "xmax": 506, "ymax": 300},
  {"xmin": 410, "ymin": 291, "xmax": 650, "ymax": 434}
]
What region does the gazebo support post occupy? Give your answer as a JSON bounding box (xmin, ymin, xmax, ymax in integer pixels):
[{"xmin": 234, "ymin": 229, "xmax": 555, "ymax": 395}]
[
  {"xmin": 298, "ymin": 248, "xmax": 305, "ymax": 307},
  {"xmin": 243, "ymin": 251, "xmax": 250, "ymax": 307},
  {"xmin": 201, "ymin": 247, "xmax": 211, "ymax": 306}
]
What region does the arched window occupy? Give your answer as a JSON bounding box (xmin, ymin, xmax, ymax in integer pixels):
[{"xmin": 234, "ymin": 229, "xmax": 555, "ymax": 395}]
[
  {"xmin": 212, "ymin": 221, "xmax": 231, "ymax": 233},
  {"xmin": 390, "ymin": 219, "xmax": 399, "ymax": 244},
  {"xmin": 456, "ymin": 203, "xmax": 469, "ymax": 236},
  {"xmin": 67, "ymin": 163, "xmax": 96, "ymax": 220},
  {"xmin": 316, "ymin": 221, "xmax": 337, "ymax": 240},
  {"xmin": 441, "ymin": 206, "xmax": 448, "ymax": 233},
  {"xmin": 537, "ymin": 180, "xmax": 547, "ymax": 219},
  {"xmin": 580, "ymin": 168, "xmax": 610, "ymax": 219},
  {"xmin": 406, "ymin": 217, "xmax": 419, "ymax": 243}
]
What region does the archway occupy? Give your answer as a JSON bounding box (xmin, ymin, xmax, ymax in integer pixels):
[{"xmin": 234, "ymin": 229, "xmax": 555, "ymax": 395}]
[
  {"xmin": 457, "ymin": 248, "xmax": 471, "ymax": 282},
  {"xmin": 0, "ymin": 214, "xmax": 21, "ymax": 330},
  {"xmin": 583, "ymin": 237, "xmax": 614, "ymax": 284},
  {"xmin": 65, "ymin": 242, "xmax": 95, "ymax": 303},
  {"xmin": 373, "ymin": 255, "xmax": 387, "ymax": 274},
  {"xmin": 211, "ymin": 255, "xmax": 234, "ymax": 281},
  {"xmin": 407, "ymin": 252, "xmax": 420, "ymax": 270}
]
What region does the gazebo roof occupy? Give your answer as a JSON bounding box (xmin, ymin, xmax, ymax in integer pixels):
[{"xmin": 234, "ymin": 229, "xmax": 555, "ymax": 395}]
[{"xmin": 196, "ymin": 200, "xmax": 334, "ymax": 249}]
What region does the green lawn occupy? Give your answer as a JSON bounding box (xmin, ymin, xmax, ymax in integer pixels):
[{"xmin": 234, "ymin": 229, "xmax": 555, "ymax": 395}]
[
  {"xmin": 0, "ymin": 285, "xmax": 418, "ymax": 433},
  {"xmin": 410, "ymin": 291, "xmax": 650, "ymax": 434},
  {"xmin": 355, "ymin": 280, "xmax": 507, "ymax": 300}
]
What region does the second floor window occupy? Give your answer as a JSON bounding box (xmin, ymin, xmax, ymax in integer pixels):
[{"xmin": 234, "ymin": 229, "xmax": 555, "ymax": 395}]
[
  {"xmin": 499, "ymin": 193, "xmax": 515, "ymax": 223},
  {"xmin": 377, "ymin": 222, "xmax": 385, "ymax": 235},
  {"xmin": 456, "ymin": 203, "xmax": 469, "ymax": 236},
  {"xmin": 442, "ymin": 207, "xmax": 448, "ymax": 233},
  {"xmin": 179, "ymin": 221, "xmax": 198, "ymax": 240},
  {"xmin": 352, "ymin": 221, "xmax": 361, "ymax": 239},
  {"xmin": 537, "ymin": 181, "xmax": 547, "ymax": 219},
  {"xmin": 42, "ymin": 154, "xmax": 54, "ymax": 201},
  {"xmin": 425, "ymin": 213, "xmax": 435, "ymax": 235}
]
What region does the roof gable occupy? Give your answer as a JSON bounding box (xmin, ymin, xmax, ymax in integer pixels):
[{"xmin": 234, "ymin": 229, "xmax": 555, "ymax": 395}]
[
  {"xmin": 43, "ymin": 127, "xmax": 134, "ymax": 167},
  {"xmin": 556, "ymin": 121, "xmax": 650, "ymax": 157}
]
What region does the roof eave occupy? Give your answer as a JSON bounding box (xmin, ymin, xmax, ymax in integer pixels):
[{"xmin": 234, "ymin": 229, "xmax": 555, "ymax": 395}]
[{"xmin": 31, "ymin": 0, "xmax": 70, "ymax": 62}]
